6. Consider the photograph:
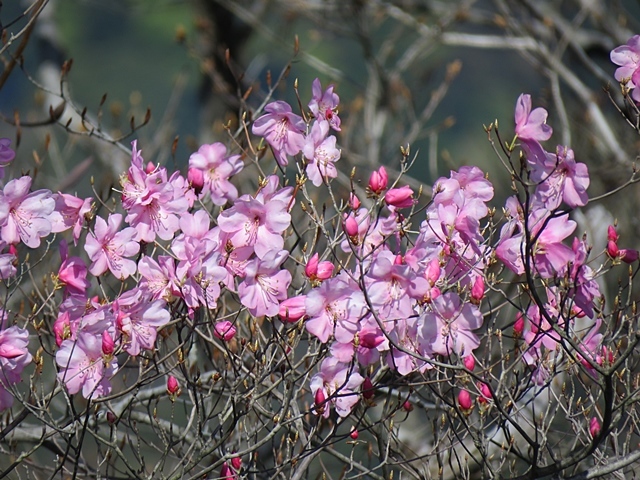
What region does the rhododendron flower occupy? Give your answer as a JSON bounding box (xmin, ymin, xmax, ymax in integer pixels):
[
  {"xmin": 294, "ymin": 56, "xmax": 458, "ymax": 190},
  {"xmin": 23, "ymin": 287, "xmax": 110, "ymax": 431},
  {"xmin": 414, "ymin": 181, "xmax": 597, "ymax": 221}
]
[
  {"xmin": 589, "ymin": 417, "xmax": 601, "ymax": 438},
  {"xmin": 368, "ymin": 166, "xmax": 388, "ymax": 194},
  {"xmin": 50, "ymin": 193, "xmax": 93, "ymax": 245},
  {"xmin": 420, "ymin": 292, "xmax": 483, "ymax": 357},
  {"xmin": 458, "ymin": 389, "xmax": 473, "ymax": 411},
  {"xmin": 533, "ymin": 145, "xmax": 589, "ymax": 209},
  {"xmin": 385, "ymin": 186, "xmax": 414, "ymax": 209},
  {"xmin": 0, "ymin": 322, "xmax": 32, "ymax": 411},
  {"xmin": 515, "ymin": 94, "xmax": 552, "ymax": 143},
  {"xmin": 56, "ymin": 331, "xmax": 117, "ymax": 399},
  {"xmin": 188, "ymin": 142, "xmax": 243, "ymax": 205},
  {"xmin": 305, "ymin": 253, "xmax": 334, "ymax": 282},
  {"xmin": 138, "ymin": 255, "xmax": 181, "ymax": 302},
  {"xmin": 309, "ymin": 356, "xmax": 364, "ymax": 418},
  {"xmin": 0, "ymin": 241, "xmax": 16, "ymax": 280},
  {"xmin": 0, "ymin": 176, "xmax": 55, "ymax": 248},
  {"xmin": 166, "ymin": 375, "xmax": 180, "ymax": 396},
  {"xmin": 308, "ymin": 78, "xmax": 341, "ymax": 131},
  {"xmin": 238, "ymin": 249, "xmax": 291, "ymax": 317},
  {"xmin": 278, "ymin": 295, "xmax": 307, "ymax": 323},
  {"xmin": 611, "ymin": 35, "xmax": 640, "ymax": 102},
  {"xmin": 213, "ymin": 321, "xmax": 237, "ymax": 341},
  {"xmin": 57, "ymin": 241, "xmax": 90, "ymax": 297},
  {"xmin": 303, "ymin": 121, "xmax": 340, "ymax": 186},
  {"xmin": 252, "ymin": 101, "xmax": 305, "ymax": 166},
  {"xmin": 84, "ymin": 213, "xmax": 139, "ymax": 279}
]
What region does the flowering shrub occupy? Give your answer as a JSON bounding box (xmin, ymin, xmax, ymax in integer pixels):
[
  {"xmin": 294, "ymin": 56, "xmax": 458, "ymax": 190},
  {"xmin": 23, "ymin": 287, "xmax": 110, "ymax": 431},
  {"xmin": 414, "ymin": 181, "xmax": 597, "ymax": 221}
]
[{"xmin": 5, "ymin": 2, "xmax": 640, "ymax": 477}]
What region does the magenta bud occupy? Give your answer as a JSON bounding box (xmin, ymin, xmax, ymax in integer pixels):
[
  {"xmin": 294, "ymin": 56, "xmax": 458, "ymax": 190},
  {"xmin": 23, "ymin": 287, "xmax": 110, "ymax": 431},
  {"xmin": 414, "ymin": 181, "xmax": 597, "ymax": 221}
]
[
  {"xmin": 8, "ymin": 244, "xmax": 17, "ymax": 256},
  {"xmin": 349, "ymin": 427, "xmax": 359, "ymax": 440},
  {"xmin": 362, "ymin": 377, "xmax": 375, "ymax": 400},
  {"xmin": 477, "ymin": 382, "xmax": 492, "ymax": 403},
  {"xmin": 426, "ymin": 258, "xmax": 441, "ymax": 286},
  {"xmin": 384, "ymin": 185, "xmax": 414, "ymax": 209},
  {"xmin": 316, "ymin": 261, "xmax": 334, "ymax": 280},
  {"xmin": 463, "ymin": 356, "xmax": 475, "ymax": 371},
  {"xmin": 187, "ymin": 167, "xmax": 205, "ymax": 195},
  {"xmin": 607, "ymin": 225, "xmax": 619, "ymax": 242},
  {"xmin": 106, "ymin": 411, "xmax": 117, "ymax": 425},
  {"xmin": 458, "ymin": 390, "xmax": 473, "ymax": 411},
  {"xmin": 220, "ymin": 462, "xmax": 233, "ymax": 480},
  {"xmin": 514, "ymin": 313, "xmax": 525, "ymax": 337},
  {"xmin": 368, "ymin": 166, "xmax": 388, "ymax": 194},
  {"xmin": 621, "ymin": 248, "xmax": 639, "ymax": 263},
  {"xmin": 402, "ymin": 400, "xmax": 413, "ymax": 412},
  {"xmin": 315, "ymin": 388, "xmax": 327, "ymax": 413},
  {"xmin": 305, "ymin": 253, "xmax": 319, "ymax": 278},
  {"xmin": 101, "ymin": 330, "xmax": 115, "ymax": 356},
  {"xmin": 589, "ymin": 417, "xmax": 601, "ymax": 438},
  {"xmin": 471, "ymin": 276, "xmax": 485, "ymax": 304},
  {"xmin": 230, "ymin": 456, "xmax": 242, "ymax": 471},
  {"xmin": 344, "ymin": 214, "xmax": 359, "ymax": 237},
  {"xmin": 607, "ymin": 240, "xmax": 619, "ymax": 259},
  {"xmin": 349, "ymin": 192, "xmax": 361, "ymax": 210},
  {"xmin": 278, "ymin": 296, "xmax": 307, "ymax": 323},
  {"xmin": 213, "ymin": 321, "xmax": 237, "ymax": 341},
  {"xmin": 145, "ymin": 161, "xmax": 156, "ymax": 174},
  {"xmin": 167, "ymin": 375, "xmax": 180, "ymax": 395}
]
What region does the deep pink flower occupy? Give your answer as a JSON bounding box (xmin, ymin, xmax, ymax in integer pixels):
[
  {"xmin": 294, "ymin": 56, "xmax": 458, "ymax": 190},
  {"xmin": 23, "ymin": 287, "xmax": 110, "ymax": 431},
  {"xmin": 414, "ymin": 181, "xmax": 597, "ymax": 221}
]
[
  {"xmin": 84, "ymin": 213, "xmax": 139, "ymax": 279},
  {"xmin": 252, "ymin": 101, "xmax": 305, "ymax": 166},
  {"xmin": 167, "ymin": 375, "xmax": 180, "ymax": 396},
  {"xmin": 50, "ymin": 193, "xmax": 93, "ymax": 245},
  {"xmin": 463, "ymin": 355, "xmax": 475, "ymax": 371},
  {"xmin": 305, "ymin": 253, "xmax": 334, "ymax": 282},
  {"xmin": 0, "ymin": 176, "xmax": 55, "ymax": 248},
  {"xmin": 384, "ymin": 186, "xmax": 414, "ymax": 209},
  {"xmin": 458, "ymin": 390, "xmax": 473, "ymax": 411},
  {"xmin": 308, "ymin": 78, "xmax": 341, "ymax": 131},
  {"xmin": 368, "ymin": 166, "xmax": 388, "ymax": 194},
  {"xmin": 589, "ymin": 417, "xmax": 601, "ymax": 438},
  {"xmin": 188, "ymin": 142, "xmax": 243, "ymax": 205}
]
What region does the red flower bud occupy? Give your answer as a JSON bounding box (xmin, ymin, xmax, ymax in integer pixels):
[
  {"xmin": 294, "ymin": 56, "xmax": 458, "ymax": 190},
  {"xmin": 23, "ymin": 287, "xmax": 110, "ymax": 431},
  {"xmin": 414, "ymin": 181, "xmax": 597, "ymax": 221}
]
[
  {"xmin": 384, "ymin": 185, "xmax": 414, "ymax": 209},
  {"xmin": 213, "ymin": 321, "xmax": 236, "ymax": 341},
  {"xmin": 362, "ymin": 377, "xmax": 375, "ymax": 400},
  {"xmin": 305, "ymin": 253, "xmax": 319, "ymax": 278},
  {"xmin": 230, "ymin": 456, "xmax": 242, "ymax": 471},
  {"xmin": 167, "ymin": 375, "xmax": 180, "ymax": 396},
  {"xmin": 458, "ymin": 390, "xmax": 473, "ymax": 411},
  {"xmin": 101, "ymin": 331, "xmax": 115, "ymax": 356},
  {"xmin": 463, "ymin": 356, "xmax": 475, "ymax": 371},
  {"xmin": 187, "ymin": 167, "xmax": 205, "ymax": 195},
  {"xmin": 607, "ymin": 225, "xmax": 619, "ymax": 242},
  {"xmin": 477, "ymin": 382, "xmax": 492, "ymax": 402},
  {"xmin": 514, "ymin": 313, "xmax": 525, "ymax": 337},
  {"xmin": 106, "ymin": 411, "xmax": 117, "ymax": 425},
  {"xmin": 314, "ymin": 388, "xmax": 327, "ymax": 414},
  {"xmin": 607, "ymin": 240, "xmax": 619, "ymax": 259},
  {"xmin": 368, "ymin": 166, "xmax": 388, "ymax": 194},
  {"xmin": 349, "ymin": 426, "xmax": 359, "ymax": 440},
  {"xmin": 589, "ymin": 417, "xmax": 601, "ymax": 438},
  {"xmin": 402, "ymin": 400, "xmax": 413, "ymax": 412}
]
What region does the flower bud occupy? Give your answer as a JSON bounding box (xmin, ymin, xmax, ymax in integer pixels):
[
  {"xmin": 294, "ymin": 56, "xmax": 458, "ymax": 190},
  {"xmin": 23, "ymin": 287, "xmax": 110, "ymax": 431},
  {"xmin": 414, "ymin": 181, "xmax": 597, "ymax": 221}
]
[
  {"xmin": 402, "ymin": 400, "xmax": 413, "ymax": 412},
  {"xmin": 101, "ymin": 331, "xmax": 115, "ymax": 356},
  {"xmin": 607, "ymin": 225, "xmax": 619, "ymax": 242},
  {"xmin": 230, "ymin": 456, "xmax": 242, "ymax": 471},
  {"xmin": 607, "ymin": 240, "xmax": 619, "ymax": 259},
  {"xmin": 470, "ymin": 276, "xmax": 485, "ymax": 304},
  {"xmin": 349, "ymin": 192, "xmax": 361, "ymax": 210},
  {"xmin": 368, "ymin": 166, "xmax": 388, "ymax": 194},
  {"xmin": 589, "ymin": 417, "xmax": 601, "ymax": 438},
  {"xmin": 106, "ymin": 411, "xmax": 117, "ymax": 425},
  {"xmin": 220, "ymin": 462, "xmax": 234, "ymax": 480},
  {"xmin": 278, "ymin": 296, "xmax": 307, "ymax": 323},
  {"xmin": 620, "ymin": 248, "xmax": 639, "ymax": 263},
  {"xmin": 344, "ymin": 214, "xmax": 359, "ymax": 237},
  {"xmin": 463, "ymin": 356, "xmax": 475, "ymax": 371},
  {"xmin": 350, "ymin": 426, "xmax": 359, "ymax": 440},
  {"xmin": 362, "ymin": 377, "xmax": 375, "ymax": 400},
  {"xmin": 458, "ymin": 390, "xmax": 473, "ymax": 411},
  {"xmin": 384, "ymin": 185, "xmax": 414, "ymax": 209},
  {"xmin": 513, "ymin": 313, "xmax": 525, "ymax": 337},
  {"xmin": 477, "ymin": 382, "xmax": 492, "ymax": 403},
  {"xmin": 315, "ymin": 260, "xmax": 334, "ymax": 280},
  {"xmin": 145, "ymin": 161, "xmax": 156, "ymax": 174},
  {"xmin": 167, "ymin": 375, "xmax": 180, "ymax": 396},
  {"xmin": 213, "ymin": 321, "xmax": 237, "ymax": 341},
  {"xmin": 314, "ymin": 388, "xmax": 327, "ymax": 414},
  {"xmin": 187, "ymin": 167, "xmax": 205, "ymax": 195},
  {"xmin": 426, "ymin": 258, "xmax": 441, "ymax": 286},
  {"xmin": 305, "ymin": 253, "xmax": 319, "ymax": 278}
]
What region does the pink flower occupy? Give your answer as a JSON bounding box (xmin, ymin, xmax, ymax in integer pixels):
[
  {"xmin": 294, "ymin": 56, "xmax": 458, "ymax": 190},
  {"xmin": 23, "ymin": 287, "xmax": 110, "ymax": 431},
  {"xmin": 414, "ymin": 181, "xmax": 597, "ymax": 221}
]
[
  {"xmin": 308, "ymin": 78, "xmax": 341, "ymax": 131},
  {"xmin": 0, "ymin": 176, "xmax": 55, "ymax": 248},
  {"xmin": 237, "ymin": 249, "xmax": 291, "ymax": 317},
  {"xmin": 252, "ymin": 101, "xmax": 305, "ymax": 166},
  {"xmin": 368, "ymin": 166, "xmax": 388, "ymax": 194},
  {"xmin": 303, "ymin": 121, "xmax": 340, "ymax": 187},
  {"xmin": 84, "ymin": 213, "xmax": 139, "ymax": 279},
  {"xmin": 305, "ymin": 253, "xmax": 334, "ymax": 282},
  {"xmin": 101, "ymin": 331, "xmax": 115, "ymax": 356},
  {"xmin": 50, "ymin": 193, "xmax": 93, "ymax": 245},
  {"xmin": 188, "ymin": 142, "xmax": 243, "ymax": 205},
  {"xmin": 533, "ymin": 146, "xmax": 589, "ymax": 209},
  {"xmin": 213, "ymin": 321, "xmax": 237, "ymax": 341},
  {"xmin": 57, "ymin": 241, "xmax": 90, "ymax": 297},
  {"xmin": 56, "ymin": 331, "xmax": 117, "ymax": 399},
  {"xmin": 309, "ymin": 356, "xmax": 364, "ymax": 418},
  {"xmin": 278, "ymin": 295, "xmax": 307, "ymax": 323},
  {"xmin": 420, "ymin": 292, "xmax": 483, "ymax": 357},
  {"xmin": 0, "ymin": 323, "xmax": 32, "ymax": 411},
  {"xmin": 611, "ymin": 35, "xmax": 640, "ymax": 102},
  {"xmin": 384, "ymin": 186, "xmax": 414, "ymax": 209},
  {"xmin": 515, "ymin": 94, "xmax": 553, "ymax": 143}
]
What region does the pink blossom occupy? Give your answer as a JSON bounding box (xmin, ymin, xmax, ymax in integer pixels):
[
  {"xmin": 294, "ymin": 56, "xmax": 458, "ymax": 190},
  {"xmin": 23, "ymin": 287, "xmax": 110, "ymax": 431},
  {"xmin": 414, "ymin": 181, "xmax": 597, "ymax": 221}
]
[
  {"xmin": 237, "ymin": 249, "xmax": 291, "ymax": 317},
  {"xmin": 533, "ymin": 146, "xmax": 589, "ymax": 209},
  {"xmin": 0, "ymin": 322, "xmax": 32, "ymax": 411},
  {"xmin": 188, "ymin": 142, "xmax": 243, "ymax": 205},
  {"xmin": 278, "ymin": 295, "xmax": 307, "ymax": 323},
  {"xmin": 57, "ymin": 241, "xmax": 90, "ymax": 297},
  {"xmin": 101, "ymin": 331, "xmax": 115, "ymax": 356},
  {"xmin": 349, "ymin": 193, "xmax": 361, "ymax": 210},
  {"xmin": 213, "ymin": 321, "xmax": 237, "ymax": 341},
  {"xmin": 252, "ymin": 101, "xmax": 305, "ymax": 166},
  {"xmin": 611, "ymin": 35, "xmax": 640, "ymax": 102},
  {"xmin": 308, "ymin": 78, "xmax": 341, "ymax": 131},
  {"xmin": 305, "ymin": 253, "xmax": 334, "ymax": 282},
  {"xmin": 303, "ymin": 121, "xmax": 341, "ymax": 187},
  {"xmin": 0, "ymin": 176, "xmax": 55, "ymax": 248},
  {"xmin": 515, "ymin": 94, "xmax": 553, "ymax": 143},
  {"xmin": 420, "ymin": 292, "xmax": 483, "ymax": 357},
  {"xmin": 309, "ymin": 357, "xmax": 364, "ymax": 418},
  {"xmin": 50, "ymin": 193, "xmax": 93, "ymax": 245},
  {"xmin": 138, "ymin": 255, "xmax": 181, "ymax": 302},
  {"xmin": 84, "ymin": 213, "xmax": 139, "ymax": 279},
  {"xmin": 56, "ymin": 331, "xmax": 117, "ymax": 399},
  {"xmin": 0, "ymin": 241, "xmax": 16, "ymax": 279}
]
